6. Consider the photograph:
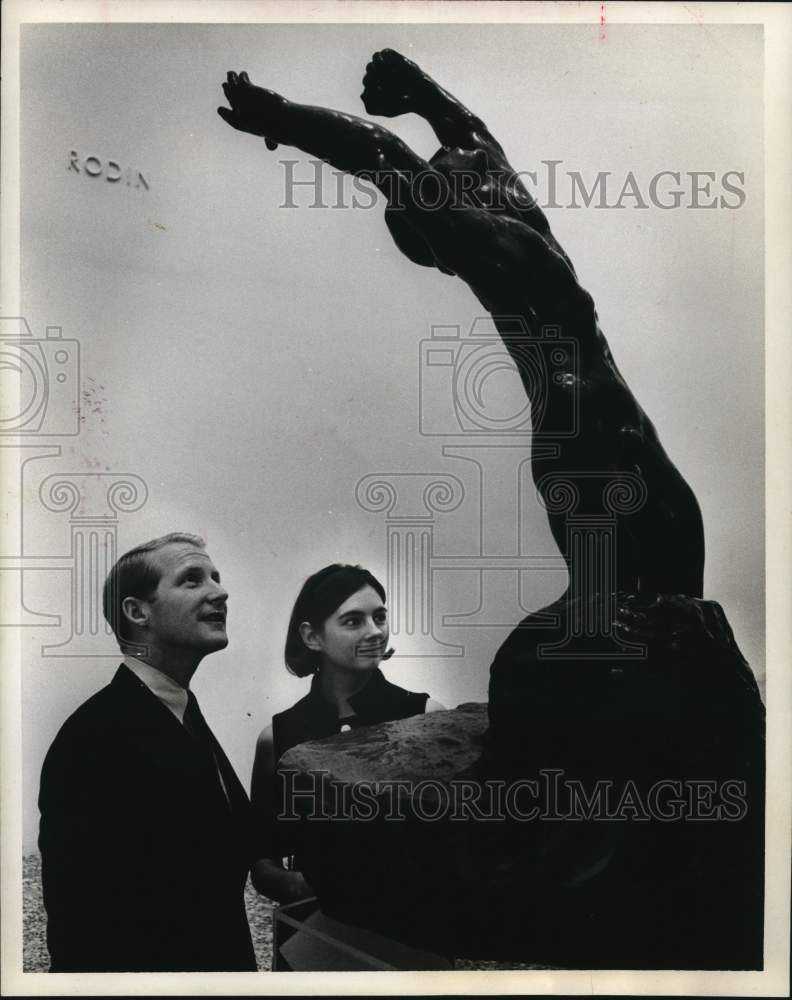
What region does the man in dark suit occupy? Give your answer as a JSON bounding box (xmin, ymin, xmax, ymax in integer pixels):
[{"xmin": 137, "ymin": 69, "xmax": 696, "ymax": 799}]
[{"xmin": 38, "ymin": 533, "xmax": 257, "ymax": 972}]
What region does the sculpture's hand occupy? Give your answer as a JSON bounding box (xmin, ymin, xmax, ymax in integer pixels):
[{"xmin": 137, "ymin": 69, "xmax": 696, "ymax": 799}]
[
  {"xmin": 217, "ymin": 71, "xmax": 286, "ymax": 150},
  {"xmin": 615, "ymin": 593, "xmax": 764, "ymax": 719},
  {"xmin": 615, "ymin": 593, "xmax": 736, "ymax": 656},
  {"xmin": 361, "ymin": 48, "xmax": 426, "ymax": 118}
]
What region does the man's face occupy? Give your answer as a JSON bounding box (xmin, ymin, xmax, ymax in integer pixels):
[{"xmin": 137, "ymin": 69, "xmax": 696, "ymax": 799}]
[{"xmin": 143, "ymin": 542, "xmax": 229, "ymax": 655}]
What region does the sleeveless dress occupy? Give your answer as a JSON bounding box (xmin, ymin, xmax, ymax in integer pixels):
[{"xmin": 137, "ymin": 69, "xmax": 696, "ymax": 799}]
[
  {"xmin": 269, "ymin": 669, "xmax": 448, "ymax": 970},
  {"xmin": 272, "ymin": 667, "xmax": 428, "ymax": 761}
]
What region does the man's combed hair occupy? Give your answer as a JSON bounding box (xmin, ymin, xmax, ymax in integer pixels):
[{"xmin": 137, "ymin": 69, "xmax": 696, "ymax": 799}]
[{"xmin": 102, "ymin": 532, "xmax": 205, "ymax": 646}]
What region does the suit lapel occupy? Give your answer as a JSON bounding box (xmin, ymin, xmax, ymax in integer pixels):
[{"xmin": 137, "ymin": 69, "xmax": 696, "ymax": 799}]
[{"xmin": 110, "ymin": 665, "xmax": 249, "ymax": 818}]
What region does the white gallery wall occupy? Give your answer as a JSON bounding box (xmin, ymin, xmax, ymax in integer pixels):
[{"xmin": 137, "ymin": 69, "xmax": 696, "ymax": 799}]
[{"xmin": 16, "ymin": 22, "xmax": 763, "ymax": 851}]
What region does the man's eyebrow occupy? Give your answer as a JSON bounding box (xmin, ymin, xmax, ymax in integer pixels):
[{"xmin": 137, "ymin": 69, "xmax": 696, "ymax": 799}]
[{"xmin": 174, "ymin": 562, "xmax": 205, "ymax": 579}]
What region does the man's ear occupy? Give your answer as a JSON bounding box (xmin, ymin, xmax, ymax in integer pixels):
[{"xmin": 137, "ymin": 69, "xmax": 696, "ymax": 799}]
[
  {"xmin": 298, "ymin": 621, "xmax": 323, "ymax": 652},
  {"xmin": 121, "ymin": 596, "xmax": 149, "ymax": 631}
]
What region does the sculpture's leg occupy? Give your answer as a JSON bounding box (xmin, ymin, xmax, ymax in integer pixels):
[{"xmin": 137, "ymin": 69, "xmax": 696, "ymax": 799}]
[
  {"xmin": 413, "ymin": 204, "xmax": 705, "ymax": 598},
  {"xmin": 506, "ymin": 242, "xmax": 705, "ymax": 600}
]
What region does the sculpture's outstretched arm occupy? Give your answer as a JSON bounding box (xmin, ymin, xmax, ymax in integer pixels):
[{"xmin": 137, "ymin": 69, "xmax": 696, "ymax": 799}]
[
  {"xmin": 218, "ymin": 69, "xmax": 500, "ymax": 273},
  {"xmin": 218, "ymin": 72, "xmax": 430, "ymax": 194}
]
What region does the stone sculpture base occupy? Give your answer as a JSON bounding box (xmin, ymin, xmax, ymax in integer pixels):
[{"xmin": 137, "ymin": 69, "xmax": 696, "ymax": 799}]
[
  {"xmin": 278, "ymin": 658, "xmax": 764, "ymax": 969},
  {"xmin": 279, "ymin": 704, "xmax": 489, "ymax": 960}
]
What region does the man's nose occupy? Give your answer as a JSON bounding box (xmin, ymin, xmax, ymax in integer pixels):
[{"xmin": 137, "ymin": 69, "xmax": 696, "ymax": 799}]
[{"xmin": 210, "ymin": 580, "xmax": 229, "ymax": 603}]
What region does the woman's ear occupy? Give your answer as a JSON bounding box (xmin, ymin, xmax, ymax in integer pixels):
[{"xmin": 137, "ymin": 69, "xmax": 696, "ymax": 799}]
[{"xmin": 299, "ymin": 621, "xmax": 323, "ymax": 652}]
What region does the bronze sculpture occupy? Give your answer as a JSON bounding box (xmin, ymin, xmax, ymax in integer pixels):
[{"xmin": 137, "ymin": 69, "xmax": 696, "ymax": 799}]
[{"xmin": 219, "ymin": 50, "xmax": 764, "ymax": 969}]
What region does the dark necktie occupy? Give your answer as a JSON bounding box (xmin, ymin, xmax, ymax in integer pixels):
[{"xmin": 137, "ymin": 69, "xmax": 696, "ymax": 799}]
[{"xmin": 183, "ymin": 691, "xmax": 236, "ymax": 810}]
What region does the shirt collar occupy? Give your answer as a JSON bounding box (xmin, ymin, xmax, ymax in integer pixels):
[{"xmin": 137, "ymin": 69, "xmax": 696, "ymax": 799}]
[{"xmin": 123, "ymin": 655, "xmax": 189, "ymax": 724}]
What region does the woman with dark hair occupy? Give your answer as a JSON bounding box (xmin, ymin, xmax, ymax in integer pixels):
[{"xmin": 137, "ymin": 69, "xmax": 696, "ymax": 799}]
[{"xmin": 250, "ymin": 563, "xmax": 443, "ymax": 905}]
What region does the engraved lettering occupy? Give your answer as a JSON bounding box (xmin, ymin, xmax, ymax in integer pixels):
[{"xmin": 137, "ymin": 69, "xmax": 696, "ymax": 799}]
[{"xmin": 84, "ymin": 156, "xmax": 102, "ymax": 177}]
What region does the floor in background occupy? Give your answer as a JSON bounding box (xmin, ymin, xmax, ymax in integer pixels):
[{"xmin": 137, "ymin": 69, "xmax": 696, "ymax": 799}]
[
  {"xmin": 23, "ymin": 853, "xmax": 535, "ymax": 972},
  {"xmin": 22, "ymin": 854, "xmax": 49, "ymax": 973},
  {"xmin": 23, "ymin": 853, "xmax": 274, "ymax": 972}
]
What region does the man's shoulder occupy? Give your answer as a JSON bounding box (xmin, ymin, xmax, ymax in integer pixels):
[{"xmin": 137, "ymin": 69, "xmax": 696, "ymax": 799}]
[{"xmin": 45, "ymin": 666, "xmax": 146, "ymax": 758}]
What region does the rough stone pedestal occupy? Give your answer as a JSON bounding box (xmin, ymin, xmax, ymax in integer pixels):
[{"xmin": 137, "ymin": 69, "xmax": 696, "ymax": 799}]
[
  {"xmin": 278, "ymin": 704, "xmax": 491, "ymax": 959},
  {"xmin": 278, "ymin": 643, "xmax": 765, "ymax": 969}
]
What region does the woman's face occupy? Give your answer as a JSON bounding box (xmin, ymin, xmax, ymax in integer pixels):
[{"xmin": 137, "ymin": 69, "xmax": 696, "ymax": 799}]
[{"xmin": 313, "ymin": 585, "xmax": 389, "ymax": 674}]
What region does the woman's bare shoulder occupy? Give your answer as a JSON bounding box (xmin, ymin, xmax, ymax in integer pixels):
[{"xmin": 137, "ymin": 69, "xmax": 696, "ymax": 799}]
[{"xmin": 255, "ymin": 724, "xmax": 275, "ymax": 758}]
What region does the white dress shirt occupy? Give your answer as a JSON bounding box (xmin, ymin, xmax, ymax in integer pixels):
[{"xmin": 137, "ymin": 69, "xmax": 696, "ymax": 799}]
[{"xmin": 123, "ymin": 655, "xmax": 189, "ymax": 722}]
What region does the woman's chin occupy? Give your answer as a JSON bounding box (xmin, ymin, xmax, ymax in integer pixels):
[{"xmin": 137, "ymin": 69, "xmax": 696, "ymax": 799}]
[
  {"xmin": 354, "ymin": 653, "xmax": 384, "ymax": 670},
  {"xmin": 323, "ymin": 651, "xmax": 386, "ymax": 673},
  {"xmin": 359, "ymin": 656, "xmax": 382, "ymax": 668}
]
